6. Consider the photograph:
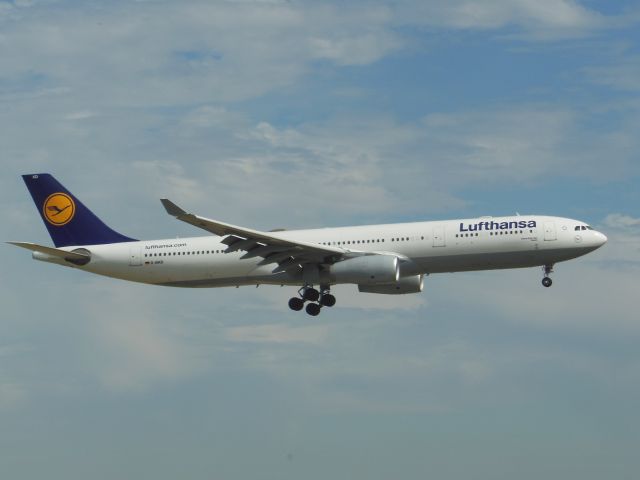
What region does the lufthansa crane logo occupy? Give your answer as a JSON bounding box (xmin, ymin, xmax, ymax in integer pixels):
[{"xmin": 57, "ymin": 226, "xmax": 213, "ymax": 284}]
[{"xmin": 43, "ymin": 193, "xmax": 75, "ymax": 226}]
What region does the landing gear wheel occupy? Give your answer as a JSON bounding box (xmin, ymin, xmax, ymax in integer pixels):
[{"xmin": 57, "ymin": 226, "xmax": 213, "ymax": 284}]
[
  {"xmin": 305, "ymin": 303, "xmax": 321, "ymax": 316},
  {"xmin": 302, "ymin": 288, "xmax": 320, "ymax": 302},
  {"xmin": 542, "ymin": 277, "xmax": 552, "ymax": 288},
  {"xmin": 288, "ymin": 297, "xmax": 304, "ymax": 311},
  {"xmin": 319, "ymin": 294, "xmax": 336, "ymax": 307}
]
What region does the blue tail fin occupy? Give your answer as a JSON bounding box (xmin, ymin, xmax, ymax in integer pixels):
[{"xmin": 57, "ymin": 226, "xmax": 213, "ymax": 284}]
[{"xmin": 22, "ymin": 173, "xmax": 137, "ymax": 247}]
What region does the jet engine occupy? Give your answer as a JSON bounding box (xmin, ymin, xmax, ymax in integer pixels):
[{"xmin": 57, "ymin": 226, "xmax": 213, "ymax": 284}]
[{"xmin": 329, "ymin": 255, "xmax": 399, "ymax": 285}]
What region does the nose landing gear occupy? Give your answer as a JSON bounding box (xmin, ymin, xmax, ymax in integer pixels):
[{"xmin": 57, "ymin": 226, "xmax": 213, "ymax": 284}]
[
  {"xmin": 541, "ymin": 264, "xmax": 553, "ymax": 288},
  {"xmin": 288, "ymin": 285, "xmax": 335, "ymax": 315}
]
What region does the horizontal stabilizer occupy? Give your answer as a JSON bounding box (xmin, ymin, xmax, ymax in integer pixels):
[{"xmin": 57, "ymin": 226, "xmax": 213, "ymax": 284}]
[{"xmin": 7, "ymin": 241, "xmax": 90, "ymax": 262}]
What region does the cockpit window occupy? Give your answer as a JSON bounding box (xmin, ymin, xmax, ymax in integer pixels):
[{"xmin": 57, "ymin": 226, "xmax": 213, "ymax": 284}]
[
  {"xmin": 586, "ymin": 226, "xmax": 593, "ymax": 230},
  {"xmin": 574, "ymin": 226, "xmax": 580, "ymax": 231}
]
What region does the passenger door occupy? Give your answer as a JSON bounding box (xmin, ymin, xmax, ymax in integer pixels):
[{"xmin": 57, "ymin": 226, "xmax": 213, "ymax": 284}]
[
  {"xmin": 129, "ymin": 245, "xmax": 142, "ymax": 266},
  {"xmin": 433, "ymin": 225, "xmax": 446, "ymax": 247},
  {"xmin": 544, "ymin": 221, "xmax": 557, "ymax": 241}
]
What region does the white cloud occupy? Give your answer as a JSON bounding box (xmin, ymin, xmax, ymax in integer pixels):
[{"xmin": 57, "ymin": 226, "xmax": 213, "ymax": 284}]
[
  {"xmin": 0, "ymin": 1, "xmax": 401, "ymax": 107},
  {"xmin": 78, "ymin": 283, "xmax": 207, "ymax": 392},
  {"xmin": 132, "ymin": 160, "xmax": 204, "ymax": 205},
  {"xmin": 437, "ymin": 258, "xmax": 640, "ymax": 335},
  {"xmin": 422, "ymin": 108, "xmax": 577, "ymax": 182},
  {"xmin": 0, "ymin": 0, "xmax": 627, "ymax": 123},
  {"xmin": 308, "ymin": 31, "xmax": 401, "ymax": 66},
  {"xmin": 604, "ymin": 213, "xmax": 640, "ymax": 230},
  {"xmin": 391, "ymin": 0, "xmax": 609, "ymax": 39}
]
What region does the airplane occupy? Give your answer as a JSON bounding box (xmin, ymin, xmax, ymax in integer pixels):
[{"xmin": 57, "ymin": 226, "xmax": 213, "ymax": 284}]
[{"xmin": 9, "ymin": 173, "xmax": 607, "ymax": 315}]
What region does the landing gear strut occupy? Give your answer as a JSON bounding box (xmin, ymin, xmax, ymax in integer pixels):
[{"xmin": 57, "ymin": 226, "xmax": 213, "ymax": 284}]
[
  {"xmin": 302, "ymin": 287, "xmax": 319, "ymax": 302},
  {"xmin": 320, "ymin": 292, "xmax": 336, "ymax": 307},
  {"xmin": 541, "ymin": 264, "xmax": 553, "ymax": 288},
  {"xmin": 288, "ymin": 285, "xmax": 336, "ymax": 315}
]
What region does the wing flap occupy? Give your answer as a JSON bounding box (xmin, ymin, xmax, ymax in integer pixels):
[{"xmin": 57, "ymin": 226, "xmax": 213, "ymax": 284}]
[
  {"xmin": 225, "ymin": 238, "xmax": 261, "ymax": 253},
  {"xmin": 240, "ymin": 245, "xmax": 288, "ymax": 260}
]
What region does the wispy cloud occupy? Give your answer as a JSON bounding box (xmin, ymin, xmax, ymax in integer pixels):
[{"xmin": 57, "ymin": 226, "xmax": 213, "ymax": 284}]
[
  {"xmin": 78, "ymin": 283, "xmax": 207, "ymax": 392},
  {"xmin": 586, "ymin": 55, "xmax": 640, "ymax": 91},
  {"xmin": 1, "ymin": 1, "xmax": 640, "ymax": 476},
  {"xmin": 604, "ymin": 213, "xmax": 640, "ymax": 229},
  {"xmin": 391, "ymin": 0, "xmax": 612, "ymax": 39},
  {"xmin": 0, "ymin": 1, "xmax": 401, "ymax": 107}
]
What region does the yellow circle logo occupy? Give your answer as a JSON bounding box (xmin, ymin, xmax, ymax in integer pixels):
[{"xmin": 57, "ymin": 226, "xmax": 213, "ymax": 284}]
[{"xmin": 43, "ymin": 193, "xmax": 75, "ymax": 226}]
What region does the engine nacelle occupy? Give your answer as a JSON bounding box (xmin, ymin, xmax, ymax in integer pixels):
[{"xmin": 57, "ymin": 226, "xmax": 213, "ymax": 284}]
[
  {"xmin": 358, "ymin": 274, "xmax": 424, "ymax": 294},
  {"xmin": 329, "ymin": 255, "xmax": 399, "ymax": 285}
]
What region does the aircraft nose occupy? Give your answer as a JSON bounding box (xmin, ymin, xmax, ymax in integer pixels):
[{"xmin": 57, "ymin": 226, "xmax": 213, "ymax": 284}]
[{"xmin": 595, "ymin": 231, "xmax": 607, "ymax": 247}]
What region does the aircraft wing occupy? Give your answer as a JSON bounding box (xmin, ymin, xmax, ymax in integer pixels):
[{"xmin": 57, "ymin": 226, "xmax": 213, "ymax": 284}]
[{"xmin": 161, "ymin": 199, "xmax": 352, "ymax": 272}]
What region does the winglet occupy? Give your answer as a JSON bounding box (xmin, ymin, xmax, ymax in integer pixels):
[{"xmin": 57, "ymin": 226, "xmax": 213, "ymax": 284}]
[{"xmin": 160, "ymin": 199, "xmax": 187, "ymax": 217}]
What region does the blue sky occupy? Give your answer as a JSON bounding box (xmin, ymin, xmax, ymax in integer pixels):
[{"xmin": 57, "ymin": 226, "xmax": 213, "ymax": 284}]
[{"xmin": 1, "ymin": 1, "xmax": 640, "ymax": 479}]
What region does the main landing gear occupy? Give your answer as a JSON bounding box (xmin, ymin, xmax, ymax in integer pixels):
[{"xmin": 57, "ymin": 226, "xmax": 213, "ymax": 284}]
[
  {"xmin": 541, "ymin": 264, "xmax": 553, "ymax": 288},
  {"xmin": 288, "ymin": 285, "xmax": 336, "ymax": 316}
]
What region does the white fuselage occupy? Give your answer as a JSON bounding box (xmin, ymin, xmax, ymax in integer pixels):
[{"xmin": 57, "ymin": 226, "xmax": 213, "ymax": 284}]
[{"xmin": 37, "ymin": 215, "xmax": 606, "ymax": 288}]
